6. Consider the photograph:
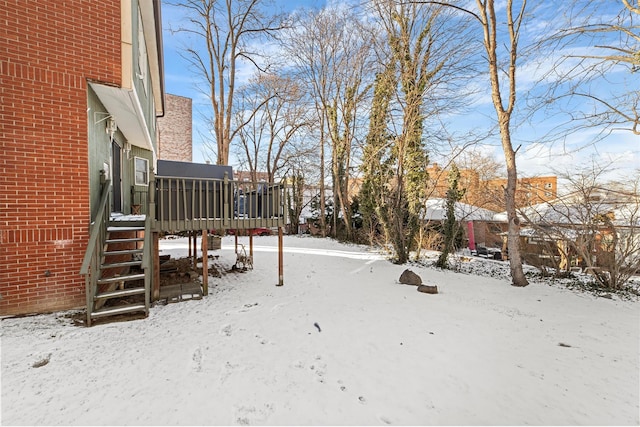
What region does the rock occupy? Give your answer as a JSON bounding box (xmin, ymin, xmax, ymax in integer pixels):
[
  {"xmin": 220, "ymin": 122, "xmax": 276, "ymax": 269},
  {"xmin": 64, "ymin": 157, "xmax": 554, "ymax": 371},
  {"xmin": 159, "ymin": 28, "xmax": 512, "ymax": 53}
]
[
  {"xmin": 417, "ymin": 284, "xmax": 438, "ymax": 294},
  {"xmin": 399, "ymin": 269, "xmax": 422, "ymax": 286}
]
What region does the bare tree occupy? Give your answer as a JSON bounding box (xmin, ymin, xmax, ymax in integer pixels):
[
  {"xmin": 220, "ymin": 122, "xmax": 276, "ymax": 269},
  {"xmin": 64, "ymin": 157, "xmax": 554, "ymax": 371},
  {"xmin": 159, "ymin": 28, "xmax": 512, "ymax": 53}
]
[
  {"xmin": 473, "ymin": 0, "xmax": 530, "ymax": 286},
  {"xmin": 410, "ymin": 0, "xmax": 529, "ymax": 285},
  {"xmin": 537, "ymin": 1, "xmax": 639, "ymax": 140},
  {"xmin": 280, "ymin": 5, "xmax": 376, "ymax": 240},
  {"xmin": 519, "ymin": 163, "xmax": 640, "ymax": 290},
  {"xmin": 232, "ymin": 72, "xmax": 313, "ymax": 183},
  {"xmin": 170, "ymin": 0, "xmax": 288, "ymax": 165},
  {"xmin": 361, "ymin": 0, "xmax": 477, "ymax": 263}
]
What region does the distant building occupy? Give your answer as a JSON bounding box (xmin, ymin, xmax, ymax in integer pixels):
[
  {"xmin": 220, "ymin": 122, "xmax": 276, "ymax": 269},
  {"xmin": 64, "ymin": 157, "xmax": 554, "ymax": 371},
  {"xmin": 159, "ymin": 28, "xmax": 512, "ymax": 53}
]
[
  {"xmin": 426, "ymin": 163, "xmax": 483, "ymax": 204},
  {"xmin": 158, "ymin": 94, "xmax": 192, "ymax": 162},
  {"xmin": 234, "ymin": 170, "xmax": 269, "ymax": 182},
  {"xmin": 485, "ymin": 176, "xmax": 558, "ymax": 210},
  {"xmin": 422, "ymin": 198, "xmax": 506, "ymax": 252},
  {"xmin": 426, "ymin": 163, "xmax": 558, "ymax": 211}
]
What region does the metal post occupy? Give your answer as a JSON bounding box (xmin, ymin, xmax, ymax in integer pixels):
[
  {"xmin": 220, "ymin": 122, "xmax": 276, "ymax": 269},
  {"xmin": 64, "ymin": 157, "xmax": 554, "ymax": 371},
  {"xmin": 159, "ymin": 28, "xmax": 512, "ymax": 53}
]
[
  {"xmin": 153, "ymin": 232, "xmax": 160, "ymax": 301},
  {"xmin": 201, "ymin": 229, "xmax": 208, "ymax": 296},
  {"xmin": 192, "ymin": 232, "xmax": 197, "ymax": 267},
  {"xmin": 277, "ymin": 226, "xmax": 284, "ymax": 286},
  {"xmin": 223, "ymin": 172, "xmax": 230, "ymax": 228}
]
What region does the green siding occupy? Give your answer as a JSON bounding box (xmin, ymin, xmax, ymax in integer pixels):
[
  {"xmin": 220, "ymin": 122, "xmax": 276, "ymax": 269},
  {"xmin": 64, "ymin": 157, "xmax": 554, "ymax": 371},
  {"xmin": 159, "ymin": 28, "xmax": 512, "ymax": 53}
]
[
  {"xmin": 87, "ymin": 88, "xmax": 113, "ymax": 220},
  {"xmin": 87, "ymin": 87, "xmax": 154, "ymax": 218},
  {"xmin": 130, "ymin": 145, "xmax": 153, "ymax": 213},
  {"xmin": 130, "ymin": 0, "xmax": 158, "ymax": 153},
  {"xmin": 87, "ymin": 1, "xmax": 158, "ymax": 219}
]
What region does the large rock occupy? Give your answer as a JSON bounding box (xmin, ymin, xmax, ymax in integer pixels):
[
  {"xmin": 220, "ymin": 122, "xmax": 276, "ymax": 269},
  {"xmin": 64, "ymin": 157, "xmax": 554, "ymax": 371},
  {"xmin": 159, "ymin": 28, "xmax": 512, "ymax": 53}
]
[
  {"xmin": 417, "ymin": 284, "xmax": 438, "ymax": 294},
  {"xmin": 399, "ymin": 269, "xmax": 422, "ymax": 286}
]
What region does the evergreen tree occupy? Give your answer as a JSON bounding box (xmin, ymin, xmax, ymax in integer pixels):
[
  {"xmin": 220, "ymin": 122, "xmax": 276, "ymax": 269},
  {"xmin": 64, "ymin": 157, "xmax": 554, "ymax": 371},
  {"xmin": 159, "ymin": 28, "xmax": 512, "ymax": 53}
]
[
  {"xmin": 436, "ymin": 164, "xmax": 465, "ymax": 269},
  {"xmin": 361, "ymin": 4, "xmax": 437, "ymax": 263}
]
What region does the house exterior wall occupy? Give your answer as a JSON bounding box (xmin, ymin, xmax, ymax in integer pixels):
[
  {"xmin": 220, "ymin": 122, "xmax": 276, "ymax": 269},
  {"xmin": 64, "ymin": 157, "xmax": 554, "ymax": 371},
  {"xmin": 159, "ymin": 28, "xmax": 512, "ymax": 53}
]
[
  {"xmin": 0, "ymin": 0, "xmax": 122, "ymax": 316},
  {"xmin": 0, "ymin": 1, "xmax": 162, "ymax": 316},
  {"xmin": 87, "ymin": 88, "xmax": 117, "ymax": 216},
  {"xmin": 130, "ymin": 145, "xmax": 154, "ymax": 213},
  {"xmin": 158, "ymin": 94, "xmax": 192, "ymax": 162},
  {"xmin": 471, "ymin": 221, "xmax": 505, "ymax": 249}
]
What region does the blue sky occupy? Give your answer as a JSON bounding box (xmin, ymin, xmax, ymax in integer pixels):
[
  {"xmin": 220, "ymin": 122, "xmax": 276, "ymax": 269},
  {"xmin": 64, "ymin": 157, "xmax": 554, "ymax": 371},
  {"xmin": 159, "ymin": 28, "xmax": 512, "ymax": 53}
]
[{"xmin": 160, "ymin": 0, "xmax": 639, "ymax": 184}]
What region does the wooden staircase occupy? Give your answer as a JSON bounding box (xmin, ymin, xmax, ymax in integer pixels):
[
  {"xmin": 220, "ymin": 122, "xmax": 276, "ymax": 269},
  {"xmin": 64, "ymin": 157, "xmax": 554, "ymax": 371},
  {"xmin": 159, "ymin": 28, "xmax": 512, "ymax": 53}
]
[{"xmin": 88, "ymin": 220, "xmax": 149, "ymax": 324}]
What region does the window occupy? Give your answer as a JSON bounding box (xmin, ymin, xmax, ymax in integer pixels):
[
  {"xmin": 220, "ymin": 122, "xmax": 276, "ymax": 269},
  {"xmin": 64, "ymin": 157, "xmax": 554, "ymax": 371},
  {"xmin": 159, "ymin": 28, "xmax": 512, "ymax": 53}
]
[
  {"xmin": 544, "ymin": 182, "xmax": 553, "ymax": 189},
  {"xmin": 135, "ymin": 157, "xmax": 148, "ymax": 186}
]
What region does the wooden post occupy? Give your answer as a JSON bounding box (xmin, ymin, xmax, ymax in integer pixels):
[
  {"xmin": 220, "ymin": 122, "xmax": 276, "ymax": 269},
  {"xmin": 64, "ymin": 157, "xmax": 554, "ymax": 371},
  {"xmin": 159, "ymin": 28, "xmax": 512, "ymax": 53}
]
[
  {"xmin": 192, "ymin": 232, "xmax": 197, "ymax": 267},
  {"xmin": 153, "ymin": 232, "xmax": 160, "ymax": 300},
  {"xmin": 277, "ymin": 226, "xmax": 284, "ymax": 286},
  {"xmin": 201, "ymin": 229, "xmax": 209, "ymax": 296},
  {"xmin": 235, "ymin": 234, "xmax": 238, "ymax": 254},
  {"xmin": 249, "ymin": 233, "xmax": 254, "ymax": 258}
]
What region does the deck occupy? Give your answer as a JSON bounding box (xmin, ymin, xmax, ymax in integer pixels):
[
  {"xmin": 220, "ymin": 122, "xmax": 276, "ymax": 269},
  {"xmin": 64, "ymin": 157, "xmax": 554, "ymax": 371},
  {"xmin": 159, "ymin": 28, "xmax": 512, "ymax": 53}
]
[
  {"xmin": 81, "ymin": 173, "xmax": 287, "ymax": 325},
  {"xmin": 151, "ymin": 175, "xmax": 286, "ymax": 233}
]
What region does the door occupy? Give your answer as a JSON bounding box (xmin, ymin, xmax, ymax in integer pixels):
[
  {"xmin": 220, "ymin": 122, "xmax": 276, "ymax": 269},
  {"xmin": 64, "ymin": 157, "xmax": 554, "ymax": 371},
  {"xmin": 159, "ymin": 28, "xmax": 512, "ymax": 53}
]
[{"xmin": 111, "ymin": 140, "xmax": 122, "ymax": 213}]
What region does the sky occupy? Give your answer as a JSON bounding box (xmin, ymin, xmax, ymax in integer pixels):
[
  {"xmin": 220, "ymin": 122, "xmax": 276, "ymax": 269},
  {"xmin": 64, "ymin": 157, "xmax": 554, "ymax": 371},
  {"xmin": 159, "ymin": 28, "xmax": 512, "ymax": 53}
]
[{"xmin": 160, "ymin": 0, "xmax": 639, "ymax": 186}]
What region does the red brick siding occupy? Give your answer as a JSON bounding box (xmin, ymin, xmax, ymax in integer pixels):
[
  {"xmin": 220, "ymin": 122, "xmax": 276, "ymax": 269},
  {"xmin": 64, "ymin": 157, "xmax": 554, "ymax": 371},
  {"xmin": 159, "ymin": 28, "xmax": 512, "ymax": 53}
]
[{"xmin": 0, "ymin": 0, "xmax": 122, "ymax": 315}]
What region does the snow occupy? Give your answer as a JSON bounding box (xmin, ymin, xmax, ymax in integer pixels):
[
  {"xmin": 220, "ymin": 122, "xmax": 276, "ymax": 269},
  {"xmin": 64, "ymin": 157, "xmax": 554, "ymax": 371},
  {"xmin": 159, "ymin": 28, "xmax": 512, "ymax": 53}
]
[
  {"xmin": 2, "ymin": 235, "xmax": 639, "ymax": 425},
  {"xmin": 423, "ymin": 198, "xmax": 499, "ymax": 222}
]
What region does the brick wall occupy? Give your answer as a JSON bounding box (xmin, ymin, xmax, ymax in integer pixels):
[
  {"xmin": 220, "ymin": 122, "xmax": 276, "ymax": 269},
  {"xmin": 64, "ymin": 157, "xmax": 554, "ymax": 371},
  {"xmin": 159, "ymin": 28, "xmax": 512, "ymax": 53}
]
[
  {"xmin": 158, "ymin": 94, "xmax": 192, "ymax": 162},
  {"xmin": 0, "ymin": 0, "xmax": 121, "ymax": 315}
]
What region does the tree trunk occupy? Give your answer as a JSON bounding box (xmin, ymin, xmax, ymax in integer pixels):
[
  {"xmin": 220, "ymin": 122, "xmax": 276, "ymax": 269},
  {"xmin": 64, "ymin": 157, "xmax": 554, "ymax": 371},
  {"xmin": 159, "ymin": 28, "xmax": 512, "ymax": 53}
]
[
  {"xmin": 480, "ymin": 0, "xmax": 529, "ymax": 287},
  {"xmin": 319, "ymin": 120, "xmax": 327, "ymax": 238},
  {"xmin": 500, "ymin": 116, "xmax": 528, "ymax": 286}
]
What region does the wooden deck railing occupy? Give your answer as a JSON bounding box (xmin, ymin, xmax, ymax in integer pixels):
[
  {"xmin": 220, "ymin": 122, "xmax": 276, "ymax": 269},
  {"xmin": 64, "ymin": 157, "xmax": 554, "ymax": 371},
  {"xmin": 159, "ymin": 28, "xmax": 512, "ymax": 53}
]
[
  {"xmin": 141, "ymin": 190, "xmax": 153, "ymax": 312},
  {"xmin": 154, "ymin": 174, "xmax": 286, "ymax": 233},
  {"xmin": 80, "ymin": 178, "xmax": 111, "ymax": 326}
]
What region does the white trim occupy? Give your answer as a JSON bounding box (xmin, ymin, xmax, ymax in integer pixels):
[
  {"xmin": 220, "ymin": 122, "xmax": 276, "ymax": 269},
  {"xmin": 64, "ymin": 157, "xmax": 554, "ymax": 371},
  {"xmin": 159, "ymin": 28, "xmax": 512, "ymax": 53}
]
[
  {"xmin": 89, "ymin": 82, "xmax": 155, "ymax": 158},
  {"xmin": 134, "ymin": 156, "xmax": 149, "ymax": 186}
]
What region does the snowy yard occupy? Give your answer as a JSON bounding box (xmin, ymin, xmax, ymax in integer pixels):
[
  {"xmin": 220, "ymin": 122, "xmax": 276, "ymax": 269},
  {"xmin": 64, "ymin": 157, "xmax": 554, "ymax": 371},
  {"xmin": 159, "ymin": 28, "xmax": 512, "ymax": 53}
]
[{"xmin": 1, "ymin": 235, "xmax": 638, "ymax": 425}]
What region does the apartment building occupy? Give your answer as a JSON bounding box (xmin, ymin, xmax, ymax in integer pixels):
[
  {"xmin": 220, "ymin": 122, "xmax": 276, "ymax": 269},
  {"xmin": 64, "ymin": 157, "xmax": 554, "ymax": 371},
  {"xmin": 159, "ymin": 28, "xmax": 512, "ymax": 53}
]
[
  {"xmin": 426, "ymin": 163, "xmax": 558, "ymax": 211},
  {"xmin": 157, "ymin": 93, "xmax": 192, "ymax": 162}
]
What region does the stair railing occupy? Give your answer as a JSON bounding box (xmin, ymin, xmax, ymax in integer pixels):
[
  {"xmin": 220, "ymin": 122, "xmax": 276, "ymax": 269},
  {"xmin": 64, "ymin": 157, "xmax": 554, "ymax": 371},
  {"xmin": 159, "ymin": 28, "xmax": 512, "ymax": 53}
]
[
  {"xmin": 80, "ymin": 178, "xmax": 111, "ymax": 326},
  {"xmin": 141, "ymin": 169, "xmax": 156, "ymax": 312}
]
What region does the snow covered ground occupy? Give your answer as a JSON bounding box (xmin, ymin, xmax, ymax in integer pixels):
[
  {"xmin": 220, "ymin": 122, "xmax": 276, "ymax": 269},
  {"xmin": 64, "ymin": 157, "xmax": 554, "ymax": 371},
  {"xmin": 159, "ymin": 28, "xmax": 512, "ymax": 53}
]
[{"xmin": 2, "ymin": 235, "xmax": 639, "ymax": 425}]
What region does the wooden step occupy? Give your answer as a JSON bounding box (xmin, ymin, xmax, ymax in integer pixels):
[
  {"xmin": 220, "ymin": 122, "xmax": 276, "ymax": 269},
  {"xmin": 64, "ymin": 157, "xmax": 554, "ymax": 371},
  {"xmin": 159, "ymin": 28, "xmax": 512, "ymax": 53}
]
[
  {"xmin": 105, "ymin": 237, "xmax": 144, "ymax": 244},
  {"xmin": 94, "ymin": 287, "xmax": 146, "ymax": 300},
  {"xmin": 97, "ymin": 273, "xmax": 145, "ymax": 285},
  {"xmin": 101, "ymin": 260, "xmax": 142, "ymax": 269},
  {"xmin": 107, "ymin": 225, "xmax": 145, "ymax": 231},
  {"xmin": 104, "ymin": 249, "xmax": 143, "ymax": 256},
  {"xmin": 90, "ymin": 304, "xmax": 147, "ymax": 319}
]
